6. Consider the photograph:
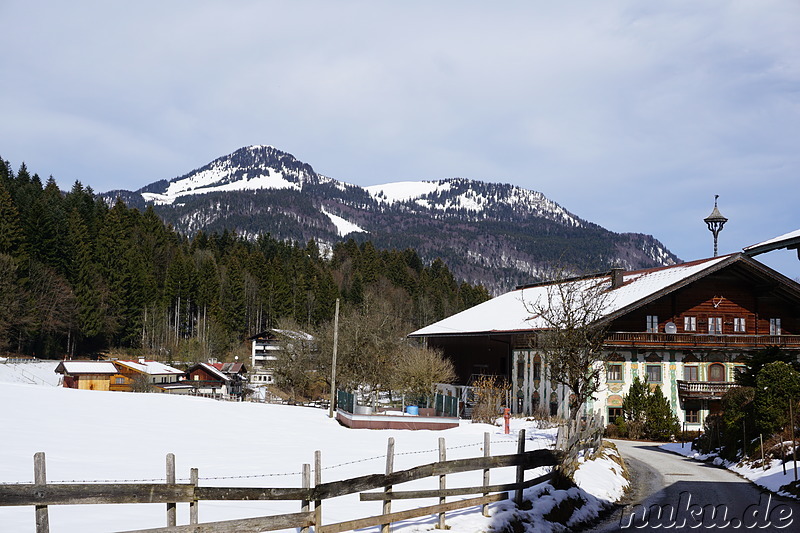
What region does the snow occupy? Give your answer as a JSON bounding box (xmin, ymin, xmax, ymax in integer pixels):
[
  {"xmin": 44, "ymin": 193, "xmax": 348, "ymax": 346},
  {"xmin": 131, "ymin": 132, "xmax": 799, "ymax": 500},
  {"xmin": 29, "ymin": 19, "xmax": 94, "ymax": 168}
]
[
  {"xmin": 365, "ymin": 181, "xmax": 448, "ymax": 204},
  {"xmin": 744, "ymin": 229, "xmax": 800, "ymax": 255},
  {"xmin": 410, "ymin": 255, "xmax": 730, "ymax": 337},
  {"xmin": 0, "ymin": 377, "xmax": 628, "ymax": 533},
  {"xmin": 142, "ymin": 168, "xmax": 299, "ymax": 205},
  {"xmin": 320, "ymin": 207, "xmax": 368, "ymax": 237},
  {"xmin": 662, "ymin": 442, "xmax": 800, "ymax": 499}
]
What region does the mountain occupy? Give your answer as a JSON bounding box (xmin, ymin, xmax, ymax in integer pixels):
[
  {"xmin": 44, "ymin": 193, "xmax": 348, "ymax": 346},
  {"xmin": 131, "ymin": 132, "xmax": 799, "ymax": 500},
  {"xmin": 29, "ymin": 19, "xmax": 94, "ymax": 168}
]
[{"xmin": 102, "ymin": 145, "xmax": 679, "ymax": 293}]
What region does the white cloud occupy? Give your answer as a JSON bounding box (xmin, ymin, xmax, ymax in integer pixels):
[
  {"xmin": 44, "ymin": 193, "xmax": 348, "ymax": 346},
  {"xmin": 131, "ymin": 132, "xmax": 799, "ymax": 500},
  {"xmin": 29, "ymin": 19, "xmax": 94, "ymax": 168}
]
[{"xmin": 0, "ymin": 0, "xmax": 798, "ymax": 275}]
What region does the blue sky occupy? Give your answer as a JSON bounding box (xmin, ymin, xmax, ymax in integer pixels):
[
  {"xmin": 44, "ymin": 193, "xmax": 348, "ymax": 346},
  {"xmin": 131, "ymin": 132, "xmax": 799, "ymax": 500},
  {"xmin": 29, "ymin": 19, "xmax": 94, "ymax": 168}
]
[{"xmin": 1, "ymin": 1, "xmax": 798, "ymax": 277}]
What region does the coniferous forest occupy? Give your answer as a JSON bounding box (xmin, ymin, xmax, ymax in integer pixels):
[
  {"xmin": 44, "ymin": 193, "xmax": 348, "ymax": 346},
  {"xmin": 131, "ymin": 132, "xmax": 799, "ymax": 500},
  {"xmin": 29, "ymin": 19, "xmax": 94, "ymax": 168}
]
[{"xmin": 0, "ymin": 158, "xmax": 490, "ymax": 361}]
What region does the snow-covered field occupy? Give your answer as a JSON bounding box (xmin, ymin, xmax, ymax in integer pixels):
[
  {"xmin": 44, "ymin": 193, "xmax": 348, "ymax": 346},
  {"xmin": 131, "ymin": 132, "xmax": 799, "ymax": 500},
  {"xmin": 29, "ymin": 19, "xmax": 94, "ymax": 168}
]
[
  {"xmin": 0, "ymin": 365, "xmax": 626, "ymax": 533},
  {"xmin": 663, "ymin": 442, "xmax": 800, "ymax": 499}
]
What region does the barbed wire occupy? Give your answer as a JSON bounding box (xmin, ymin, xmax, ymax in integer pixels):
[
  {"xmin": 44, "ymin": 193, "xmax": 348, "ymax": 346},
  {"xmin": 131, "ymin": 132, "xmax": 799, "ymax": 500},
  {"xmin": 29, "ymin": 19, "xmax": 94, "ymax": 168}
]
[{"xmin": 1, "ymin": 436, "xmax": 552, "ymax": 485}]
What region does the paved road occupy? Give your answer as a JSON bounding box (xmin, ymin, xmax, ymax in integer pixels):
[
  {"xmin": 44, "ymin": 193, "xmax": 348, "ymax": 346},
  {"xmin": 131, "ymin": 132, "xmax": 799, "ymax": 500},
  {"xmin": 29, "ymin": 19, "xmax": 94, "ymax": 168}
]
[{"xmin": 588, "ymin": 440, "xmax": 800, "ymax": 532}]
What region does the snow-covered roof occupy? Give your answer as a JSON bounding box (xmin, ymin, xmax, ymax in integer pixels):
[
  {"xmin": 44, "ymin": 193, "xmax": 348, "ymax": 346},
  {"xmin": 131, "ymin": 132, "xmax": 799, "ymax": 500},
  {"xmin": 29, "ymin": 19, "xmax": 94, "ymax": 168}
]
[
  {"xmin": 114, "ymin": 360, "xmax": 184, "ymax": 376},
  {"xmin": 409, "ymin": 255, "xmax": 734, "ymax": 337},
  {"xmin": 744, "ymin": 229, "xmax": 800, "ymax": 256},
  {"xmin": 55, "ymin": 361, "xmax": 119, "ymax": 375},
  {"xmin": 195, "ymin": 362, "xmax": 230, "ymax": 382}
]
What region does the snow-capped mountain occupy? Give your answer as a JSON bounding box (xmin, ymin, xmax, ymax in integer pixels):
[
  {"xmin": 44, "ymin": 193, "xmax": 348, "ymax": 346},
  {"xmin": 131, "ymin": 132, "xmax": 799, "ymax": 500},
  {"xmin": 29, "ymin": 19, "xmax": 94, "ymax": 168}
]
[{"xmin": 103, "ymin": 145, "xmax": 679, "ymax": 293}]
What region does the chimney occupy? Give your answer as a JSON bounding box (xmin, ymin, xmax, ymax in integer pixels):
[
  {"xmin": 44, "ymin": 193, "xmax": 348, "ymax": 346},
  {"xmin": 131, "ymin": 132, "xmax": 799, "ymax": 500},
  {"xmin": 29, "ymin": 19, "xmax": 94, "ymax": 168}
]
[{"xmin": 610, "ymin": 267, "xmax": 624, "ymax": 289}]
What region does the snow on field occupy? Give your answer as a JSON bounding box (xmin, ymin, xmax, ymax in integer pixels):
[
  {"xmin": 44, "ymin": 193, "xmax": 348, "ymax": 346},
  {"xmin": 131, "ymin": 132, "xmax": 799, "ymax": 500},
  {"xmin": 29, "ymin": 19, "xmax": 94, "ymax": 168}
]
[
  {"xmin": 320, "ymin": 207, "xmax": 368, "ymax": 237},
  {"xmin": 662, "ymin": 442, "xmax": 800, "ymax": 499},
  {"xmin": 0, "ymin": 360, "xmax": 60, "ymax": 386},
  {"xmin": 1, "ymin": 379, "xmax": 626, "ymax": 533}
]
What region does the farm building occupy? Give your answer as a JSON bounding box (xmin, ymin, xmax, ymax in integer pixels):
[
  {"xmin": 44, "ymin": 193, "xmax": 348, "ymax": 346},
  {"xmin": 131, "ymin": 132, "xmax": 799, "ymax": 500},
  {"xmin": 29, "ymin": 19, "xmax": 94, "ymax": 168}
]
[{"xmin": 409, "ymin": 253, "xmax": 800, "ymax": 429}]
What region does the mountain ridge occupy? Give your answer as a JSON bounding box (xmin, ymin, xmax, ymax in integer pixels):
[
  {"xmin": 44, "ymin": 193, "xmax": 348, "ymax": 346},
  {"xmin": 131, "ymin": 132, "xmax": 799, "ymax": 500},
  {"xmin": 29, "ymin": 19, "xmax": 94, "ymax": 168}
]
[{"xmin": 102, "ymin": 145, "xmax": 680, "ymax": 293}]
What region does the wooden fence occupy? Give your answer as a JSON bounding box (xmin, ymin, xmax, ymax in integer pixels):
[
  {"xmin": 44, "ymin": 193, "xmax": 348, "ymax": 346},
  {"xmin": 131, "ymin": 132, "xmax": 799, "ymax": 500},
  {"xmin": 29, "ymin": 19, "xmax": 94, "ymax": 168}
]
[{"xmin": 0, "ymin": 430, "xmax": 566, "ymax": 533}]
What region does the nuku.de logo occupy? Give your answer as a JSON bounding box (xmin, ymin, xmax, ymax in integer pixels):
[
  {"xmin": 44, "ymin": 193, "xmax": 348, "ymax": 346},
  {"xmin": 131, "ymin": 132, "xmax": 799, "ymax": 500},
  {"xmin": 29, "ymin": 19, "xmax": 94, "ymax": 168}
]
[{"xmin": 619, "ymin": 492, "xmax": 793, "ymax": 529}]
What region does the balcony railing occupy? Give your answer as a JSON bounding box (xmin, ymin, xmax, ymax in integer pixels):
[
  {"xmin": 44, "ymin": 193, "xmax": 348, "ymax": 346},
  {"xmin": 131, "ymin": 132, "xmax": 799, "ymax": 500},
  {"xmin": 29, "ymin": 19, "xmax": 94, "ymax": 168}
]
[
  {"xmin": 676, "ymin": 380, "xmax": 737, "ymax": 400},
  {"xmin": 605, "ymin": 332, "xmax": 800, "ymax": 349}
]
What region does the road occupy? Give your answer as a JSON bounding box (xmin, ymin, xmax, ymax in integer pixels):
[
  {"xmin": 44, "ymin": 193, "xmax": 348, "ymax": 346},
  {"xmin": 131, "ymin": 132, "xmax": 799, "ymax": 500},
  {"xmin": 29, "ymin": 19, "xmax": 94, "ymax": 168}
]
[{"xmin": 588, "ymin": 440, "xmax": 800, "ymax": 532}]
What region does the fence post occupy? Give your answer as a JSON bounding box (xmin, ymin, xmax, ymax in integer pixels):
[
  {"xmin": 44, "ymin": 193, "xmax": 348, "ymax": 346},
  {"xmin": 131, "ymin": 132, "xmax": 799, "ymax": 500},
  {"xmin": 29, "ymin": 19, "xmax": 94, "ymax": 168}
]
[
  {"xmin": 190, "ymin": 467, "xmax": 199, "ymax": 525},
  {"xmin": 301, "ymin": 463, "xmax": 311, "ymax": 533},
  {"xmin": 482, "ymin": 432, "xmax": 490, "ymax": 517},
  {"xmin": 437, "ymin": 437, "xmax": 446, "ymax": 529},
  {"xmin": 315, "ymin": 451, "xmax": 322, "ymax": 530},
  {"xmin": 166, "ymin": 453, "xmax": 176, "ymax": 527},
  {"xmin": 515, "ymin": 429, "xmax": 525, "ymax": 506},
  {"xmin": 34, "ymin": 452, "xmax": 49, "ymax": 533},
  {"xmin": 382, "ymin": 437, "xmax": 395, "ymax": 533}
]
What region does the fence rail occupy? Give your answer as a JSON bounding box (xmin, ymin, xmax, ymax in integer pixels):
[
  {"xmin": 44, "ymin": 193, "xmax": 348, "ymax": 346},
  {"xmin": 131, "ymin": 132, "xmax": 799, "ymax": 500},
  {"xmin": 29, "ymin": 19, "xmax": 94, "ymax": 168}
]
[{"xmin": 1, "ymin": 431, "xmax": 567, "ymax": 533}]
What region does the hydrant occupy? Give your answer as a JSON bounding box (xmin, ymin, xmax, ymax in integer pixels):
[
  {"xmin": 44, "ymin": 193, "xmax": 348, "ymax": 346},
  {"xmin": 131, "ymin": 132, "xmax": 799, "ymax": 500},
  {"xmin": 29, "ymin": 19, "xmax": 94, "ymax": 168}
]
[{"xmin": 503, "ymin": 407, "xmax": 511, "ymax": 434}]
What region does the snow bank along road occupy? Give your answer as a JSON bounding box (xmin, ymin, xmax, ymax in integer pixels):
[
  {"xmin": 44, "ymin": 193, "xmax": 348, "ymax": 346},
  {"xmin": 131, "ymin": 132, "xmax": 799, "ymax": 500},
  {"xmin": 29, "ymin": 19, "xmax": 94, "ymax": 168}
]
[{"xmin": 592, "ymin": 440, "xmax": 800, "ymax": 532}]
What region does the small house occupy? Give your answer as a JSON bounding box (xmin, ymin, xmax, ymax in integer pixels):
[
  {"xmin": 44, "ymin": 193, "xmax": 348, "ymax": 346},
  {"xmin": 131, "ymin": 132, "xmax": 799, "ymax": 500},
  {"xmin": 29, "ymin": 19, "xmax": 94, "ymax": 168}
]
[{"xmin": 55, "ymin": 361, "xmax": 118, "ymax": 391}]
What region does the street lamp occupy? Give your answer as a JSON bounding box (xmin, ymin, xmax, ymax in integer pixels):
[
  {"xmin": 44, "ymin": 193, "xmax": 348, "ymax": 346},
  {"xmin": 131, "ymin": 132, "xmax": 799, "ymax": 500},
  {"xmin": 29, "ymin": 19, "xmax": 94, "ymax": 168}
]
[{"xmin": 704, "ymin": 195, "xmax": 728, "ymax": 258}]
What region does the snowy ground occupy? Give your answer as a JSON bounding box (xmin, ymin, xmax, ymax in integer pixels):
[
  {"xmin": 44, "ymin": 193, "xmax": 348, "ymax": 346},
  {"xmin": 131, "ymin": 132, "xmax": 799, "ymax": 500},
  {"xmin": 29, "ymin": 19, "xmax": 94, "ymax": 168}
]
[
  {"xmin": 0, "ymin": 367, "xmax": 627, "ymax": 533},
  {"xmin": 662, "ymin": 442, "xmax": 800, "ymax": 499}
]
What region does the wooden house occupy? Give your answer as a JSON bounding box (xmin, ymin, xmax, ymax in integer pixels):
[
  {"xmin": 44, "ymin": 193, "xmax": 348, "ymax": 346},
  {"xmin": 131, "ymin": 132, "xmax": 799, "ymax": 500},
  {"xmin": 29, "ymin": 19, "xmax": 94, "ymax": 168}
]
[
  {"xmin": 55, "ymin": 361, "xmax": 118, "ymax": 391},
  {"xmin": 185, "ymin": 362, "xmax": 231, "ymax": 397},
  {"xmin": 409, "ymin": 253, "xmax": 800, "ymax": 429},
  {"xmin": 111, "ymin": 359, "xmax": 186, "ymax": 393},
  {"xmin": 209, "ymin": 361, "xmax": 248, "ymax": 398}
]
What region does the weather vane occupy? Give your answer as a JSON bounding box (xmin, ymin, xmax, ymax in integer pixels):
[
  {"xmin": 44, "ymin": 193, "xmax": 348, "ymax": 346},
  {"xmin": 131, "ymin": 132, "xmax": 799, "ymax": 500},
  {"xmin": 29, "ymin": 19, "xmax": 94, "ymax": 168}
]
[{"xmin": 704, "ymin": 195, "xmax": 728, "ymax": 257}]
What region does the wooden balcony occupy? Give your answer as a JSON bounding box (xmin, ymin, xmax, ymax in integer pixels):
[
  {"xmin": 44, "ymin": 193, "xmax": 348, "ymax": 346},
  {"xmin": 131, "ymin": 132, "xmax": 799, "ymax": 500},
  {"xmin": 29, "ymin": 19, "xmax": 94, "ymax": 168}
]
[
  {"xmin": 604, "ymin": 332, "xmax": 800, "ymax": 350},
  {"xmin": 677, "ymin": 380, "xmax": 737, "ymax": 400}
]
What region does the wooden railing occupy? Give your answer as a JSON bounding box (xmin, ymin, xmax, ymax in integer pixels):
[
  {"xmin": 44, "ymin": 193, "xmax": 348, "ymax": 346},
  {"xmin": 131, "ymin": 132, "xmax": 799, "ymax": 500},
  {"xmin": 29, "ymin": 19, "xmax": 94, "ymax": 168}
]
[
  {"xmin": 0, "ymin": 433, "xmax": 563, "ymax": 533},
  {"xmin": 605, "ymin": 332, "xmax": 800, "ymax": 349},
  {"xmin": 676, "ymin": 380, "xmax": 737, "ymax": 399}
]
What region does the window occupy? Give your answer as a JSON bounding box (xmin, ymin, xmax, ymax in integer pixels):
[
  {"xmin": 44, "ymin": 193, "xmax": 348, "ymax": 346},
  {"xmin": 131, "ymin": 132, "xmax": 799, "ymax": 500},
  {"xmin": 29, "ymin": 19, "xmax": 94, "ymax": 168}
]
[
  {"xmin": 734, "ymin": 317, "xmax": 746, "ymax": 333},
  {"xmin": 683, "ymin": 366, "xmax": 698, "ymax": 381},
  {"xmin": 115, "ymin": 377, "xmax": 125, "ymax": 385},
  {"xmin": 708, "ymin": 317, "xmax": 722, "ymax": 334},
  {"xmin": 685, "ymin": 409, "xmax": 700, "ymax": 424},
  {"xmin": 709, "ymin": 363, "xmax": 726, "ymax": 382},
  {"xmin": 646, "ymin": 364, "xmax": 662, "ymax": 383},
  {"xmin": 770, "ymin": 318, "xmax": 782, "ymax": 335},
  {"xmin": 533, "ymin": 360, "xmax": 541, "ymax": 380},
  {"xmin": 647, "ymin": 315, "xmax": 659, "ymax": 333},
  {"xmin": 608, "ymin": 407, "xmax": 623, "ymax": 423},
  {"xmin": 684, "ymin": 316, "xmax": 697, "ymax": 332},
  {"xmin": 607, "ymin": 364, "xmax": 623, "ymax": 382}
]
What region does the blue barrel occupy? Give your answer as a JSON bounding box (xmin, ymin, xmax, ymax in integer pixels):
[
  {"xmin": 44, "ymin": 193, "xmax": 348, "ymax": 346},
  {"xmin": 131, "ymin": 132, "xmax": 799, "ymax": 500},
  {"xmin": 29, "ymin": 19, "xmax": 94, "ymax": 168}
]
[{"xmin": 406, "ymin": 405, "xmax": 419, "ymax": 416}]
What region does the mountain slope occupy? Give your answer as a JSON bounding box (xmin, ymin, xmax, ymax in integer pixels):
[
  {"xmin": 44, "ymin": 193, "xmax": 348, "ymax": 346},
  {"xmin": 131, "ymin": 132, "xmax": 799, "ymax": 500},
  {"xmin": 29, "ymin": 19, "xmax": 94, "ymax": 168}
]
[{"xmin": 102, "ymin": 145, "xmax": 679, "ymax": 293}]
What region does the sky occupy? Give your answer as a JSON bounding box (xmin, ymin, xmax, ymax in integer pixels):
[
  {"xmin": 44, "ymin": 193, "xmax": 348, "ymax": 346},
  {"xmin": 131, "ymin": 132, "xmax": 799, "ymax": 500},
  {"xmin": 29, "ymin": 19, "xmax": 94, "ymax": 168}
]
[{"xmin": 1, "ymin": 1, "xmax": 798, "ymax": 277}]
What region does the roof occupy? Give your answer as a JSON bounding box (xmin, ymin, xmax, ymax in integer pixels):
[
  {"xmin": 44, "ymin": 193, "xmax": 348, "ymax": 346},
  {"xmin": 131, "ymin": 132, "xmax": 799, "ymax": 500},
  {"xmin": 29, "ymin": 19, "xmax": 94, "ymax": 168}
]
[
  {"xmin": 248, "ymin": 329, "xmax": 314, "ymax": 342},
  {"xmin": 744, "ymin": 229, "xmax": 800, "ymax": 257},
  {"xmin": 409, "ymin": 254, "xmax": 797, "ymax": 338},
  {"xmin": 114, "ymin": 360, "xmax": 184, "ymax": 376},
  {"xmin": 211, "ymin": 362, "xmax": 247, "ymax": 375},
  {"xmin": 55, "ymin": 361, "xmax": 119, "ymax": 375},
  {"xmin": 188, "ymin": 362, "xmax": 230, "ymax": 382}
]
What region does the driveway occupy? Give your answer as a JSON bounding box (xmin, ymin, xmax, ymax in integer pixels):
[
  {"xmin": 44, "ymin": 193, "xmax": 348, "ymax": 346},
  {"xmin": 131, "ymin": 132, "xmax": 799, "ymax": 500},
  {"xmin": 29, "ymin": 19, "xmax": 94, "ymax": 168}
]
[{"xmin": 589, "ymin": 439, "xmax": 799, "ymax": 532}]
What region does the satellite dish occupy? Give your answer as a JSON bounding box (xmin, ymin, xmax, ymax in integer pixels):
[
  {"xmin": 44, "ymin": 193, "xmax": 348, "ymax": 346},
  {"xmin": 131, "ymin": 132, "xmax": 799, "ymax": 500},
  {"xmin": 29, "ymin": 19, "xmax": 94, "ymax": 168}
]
[{"xmin": 665, "ymin": 322, "xmax": 677, "ymax": 334}]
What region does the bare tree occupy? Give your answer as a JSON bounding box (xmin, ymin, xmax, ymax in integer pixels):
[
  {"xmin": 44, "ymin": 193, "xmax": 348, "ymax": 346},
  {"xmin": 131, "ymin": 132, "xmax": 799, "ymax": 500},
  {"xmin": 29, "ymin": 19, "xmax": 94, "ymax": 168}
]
[
  {"xmin": 272, "ymin": 318, "xmax": 322, "ymax": 403},
  {"xmin": 524, "ymin": 272, "xmax": 611, "ymax": 420},
  {"xmin": 393, "ymin": 345, "xmax": 456, "ymax": 406}
]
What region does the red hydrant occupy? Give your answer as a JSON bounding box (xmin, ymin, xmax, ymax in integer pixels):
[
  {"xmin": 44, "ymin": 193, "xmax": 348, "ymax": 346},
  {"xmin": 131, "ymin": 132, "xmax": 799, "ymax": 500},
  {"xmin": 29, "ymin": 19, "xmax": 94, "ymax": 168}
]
[{"xmin": 503, "ymin": 407, "xmax": 511, "ymax": 434}]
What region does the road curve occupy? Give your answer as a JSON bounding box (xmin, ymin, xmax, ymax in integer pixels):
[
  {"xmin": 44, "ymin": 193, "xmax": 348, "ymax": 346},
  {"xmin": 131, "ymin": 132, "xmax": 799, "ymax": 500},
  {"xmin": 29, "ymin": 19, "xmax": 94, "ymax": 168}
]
[{"xmin": 589, "ymin": 440, "xmax": 800, "ymax": 532}]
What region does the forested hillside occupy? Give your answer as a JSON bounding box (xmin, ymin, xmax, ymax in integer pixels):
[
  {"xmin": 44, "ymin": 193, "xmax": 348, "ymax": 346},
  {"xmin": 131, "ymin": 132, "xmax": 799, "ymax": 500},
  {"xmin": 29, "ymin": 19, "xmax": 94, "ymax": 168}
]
[{"xmin": 0, "ymin": 158, "xmax": 489, "ymax": 361}]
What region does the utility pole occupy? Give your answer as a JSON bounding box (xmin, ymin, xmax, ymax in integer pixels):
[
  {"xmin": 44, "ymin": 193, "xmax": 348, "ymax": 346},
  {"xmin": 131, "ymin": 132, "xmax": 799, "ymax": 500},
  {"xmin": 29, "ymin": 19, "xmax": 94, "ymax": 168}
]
[{"xmin": 328, "ymin": 298, "xmax": 340, "ymax": 418}]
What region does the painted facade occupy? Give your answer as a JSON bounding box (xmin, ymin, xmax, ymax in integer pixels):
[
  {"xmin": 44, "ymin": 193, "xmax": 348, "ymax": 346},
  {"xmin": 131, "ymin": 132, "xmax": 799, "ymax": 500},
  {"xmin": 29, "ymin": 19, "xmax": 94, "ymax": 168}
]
[{"xmin": 410, "ymin": 253, "xmax": 800, "ymax": 427}]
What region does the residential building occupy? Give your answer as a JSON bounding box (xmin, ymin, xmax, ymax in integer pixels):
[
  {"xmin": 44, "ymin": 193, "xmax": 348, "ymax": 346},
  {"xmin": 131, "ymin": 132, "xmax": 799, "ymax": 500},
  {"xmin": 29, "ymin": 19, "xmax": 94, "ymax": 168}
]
[
  {"xmin": 409, "ymin": 253, "xmax": 800, "ymax": 429},
  {"xmin": 55, "ymin": 361, "xmax": 118, "ymax": 391},
  {"xmin": 111, "ymin": 359, "xmax": 186, "ymax": 393}
]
